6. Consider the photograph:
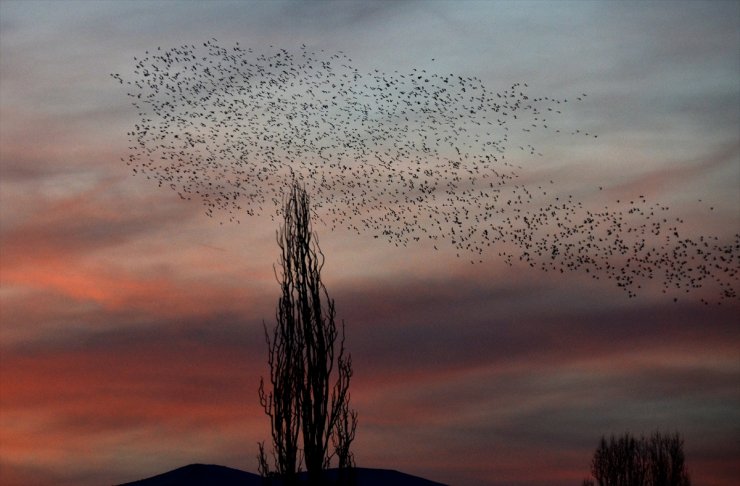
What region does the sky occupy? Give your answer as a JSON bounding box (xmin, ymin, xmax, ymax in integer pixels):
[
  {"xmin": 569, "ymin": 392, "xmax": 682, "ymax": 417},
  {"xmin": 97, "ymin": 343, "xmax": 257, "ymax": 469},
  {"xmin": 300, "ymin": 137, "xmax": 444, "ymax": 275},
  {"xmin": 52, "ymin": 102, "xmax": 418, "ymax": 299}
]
[{"xmin": 0, "ymin": 1, "xmax": 738, "ymax": 485}]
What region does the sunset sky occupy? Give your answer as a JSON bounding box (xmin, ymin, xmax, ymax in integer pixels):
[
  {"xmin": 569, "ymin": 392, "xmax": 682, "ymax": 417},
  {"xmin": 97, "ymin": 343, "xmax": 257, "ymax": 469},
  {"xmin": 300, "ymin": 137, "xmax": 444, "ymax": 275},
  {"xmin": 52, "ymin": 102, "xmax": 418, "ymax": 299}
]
[{"xmin": 1, "ymin": 1, "xmax": 738, "ymax": 485}]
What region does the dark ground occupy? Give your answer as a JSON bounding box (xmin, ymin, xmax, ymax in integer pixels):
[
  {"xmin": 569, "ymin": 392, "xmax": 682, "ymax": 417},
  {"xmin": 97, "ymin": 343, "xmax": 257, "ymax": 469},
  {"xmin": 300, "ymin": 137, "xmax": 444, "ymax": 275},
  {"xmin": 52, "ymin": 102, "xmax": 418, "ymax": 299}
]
[{"xmin": 117, "ymin": 463, "xmax": 448, "ymax": 486}]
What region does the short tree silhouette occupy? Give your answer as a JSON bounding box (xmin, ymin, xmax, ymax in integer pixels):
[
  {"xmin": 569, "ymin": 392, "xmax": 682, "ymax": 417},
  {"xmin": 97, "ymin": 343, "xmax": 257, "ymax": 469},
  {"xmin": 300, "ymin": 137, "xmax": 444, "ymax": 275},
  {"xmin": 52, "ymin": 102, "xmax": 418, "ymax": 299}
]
[
  {"xmin": 584, "ymin": 431, "xmax": 691, "ymax": 486},
  {"xmin": 333, "ymin": 399, "xmax": 357, "ymax": 469},
  {"xmin": 259, "ymin": 181, "xmax": 357, "ymax": 484}
]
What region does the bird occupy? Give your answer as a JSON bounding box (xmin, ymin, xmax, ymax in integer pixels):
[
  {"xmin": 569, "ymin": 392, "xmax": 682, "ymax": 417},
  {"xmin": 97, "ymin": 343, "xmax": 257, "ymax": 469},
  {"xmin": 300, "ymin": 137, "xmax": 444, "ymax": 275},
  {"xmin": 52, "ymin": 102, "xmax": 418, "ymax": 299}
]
[{"xmin": 114, "ymin": 42, "xmax": 740, "ymax": 304}]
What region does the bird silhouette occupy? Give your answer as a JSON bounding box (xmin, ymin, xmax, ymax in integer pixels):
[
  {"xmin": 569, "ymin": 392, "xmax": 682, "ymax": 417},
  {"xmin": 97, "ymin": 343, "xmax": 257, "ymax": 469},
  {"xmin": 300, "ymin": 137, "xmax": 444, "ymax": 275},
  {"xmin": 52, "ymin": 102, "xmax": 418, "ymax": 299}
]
[{"xmin": 115, "ymin": 42, "xmax": 739, "ymax": 303}]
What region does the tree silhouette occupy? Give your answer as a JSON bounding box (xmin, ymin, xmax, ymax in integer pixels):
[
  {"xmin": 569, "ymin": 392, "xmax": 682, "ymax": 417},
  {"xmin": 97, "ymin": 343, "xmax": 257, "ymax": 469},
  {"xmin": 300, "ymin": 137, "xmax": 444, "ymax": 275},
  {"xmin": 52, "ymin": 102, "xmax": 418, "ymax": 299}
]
[
  {"xmin": 259, "ymin": 180, "xmax": 357, "ymax": 484},
  {"xmin": 333, "ymin": 399, "xmax": 357, "ymax": 469},
  {"xmin": 583, "ymin": 431, "xmax": 691, "ymax": 486}
]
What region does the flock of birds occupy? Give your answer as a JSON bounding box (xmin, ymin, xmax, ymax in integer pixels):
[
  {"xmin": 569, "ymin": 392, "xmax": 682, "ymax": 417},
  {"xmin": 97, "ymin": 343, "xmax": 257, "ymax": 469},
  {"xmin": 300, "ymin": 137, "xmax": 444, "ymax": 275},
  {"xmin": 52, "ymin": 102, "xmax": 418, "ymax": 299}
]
[{"xmin": 115, "ymin": 40, "xmax": 738, "ymax": 303}]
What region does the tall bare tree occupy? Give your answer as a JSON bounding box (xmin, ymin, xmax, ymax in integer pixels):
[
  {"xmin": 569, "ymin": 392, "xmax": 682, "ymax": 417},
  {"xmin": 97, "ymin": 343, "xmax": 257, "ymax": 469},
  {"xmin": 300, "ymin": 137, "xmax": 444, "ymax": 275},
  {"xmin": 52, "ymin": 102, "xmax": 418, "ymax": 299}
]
[{"xmin": 259, "ymin": 180, "xmax": 357, "ymax": 484}]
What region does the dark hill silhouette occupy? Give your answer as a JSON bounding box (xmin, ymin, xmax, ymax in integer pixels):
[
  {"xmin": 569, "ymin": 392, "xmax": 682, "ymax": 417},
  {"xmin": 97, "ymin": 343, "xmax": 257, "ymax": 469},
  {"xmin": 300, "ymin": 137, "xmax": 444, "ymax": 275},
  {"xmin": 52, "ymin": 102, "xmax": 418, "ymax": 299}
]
[
  {"xmin": 309, "ymin": 468, "xmax": 448, "ymax": 486},
  {"xmin": 117, "ymin": 463, "xmax": 448, "ymax": 486},
  {"xmin": 117, "ymin": 464, "xmax": 261, "ymax": 486}
]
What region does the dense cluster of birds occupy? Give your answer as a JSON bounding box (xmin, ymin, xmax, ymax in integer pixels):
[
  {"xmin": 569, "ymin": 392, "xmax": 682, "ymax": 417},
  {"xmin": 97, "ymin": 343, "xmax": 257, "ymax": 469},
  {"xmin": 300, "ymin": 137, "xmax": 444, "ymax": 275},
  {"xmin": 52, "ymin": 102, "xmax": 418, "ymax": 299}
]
[{"xmin": 116, "ymin": 40, "xmax": 738, "ymax": 303}]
